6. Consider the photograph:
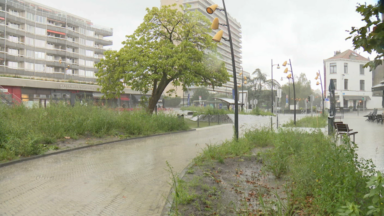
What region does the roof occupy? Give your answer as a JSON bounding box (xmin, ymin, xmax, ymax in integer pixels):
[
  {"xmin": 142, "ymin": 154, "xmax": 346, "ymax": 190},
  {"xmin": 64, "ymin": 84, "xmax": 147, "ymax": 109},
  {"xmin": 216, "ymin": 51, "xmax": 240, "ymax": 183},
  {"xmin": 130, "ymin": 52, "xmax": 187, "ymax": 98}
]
[
  {"xmin": 217, "ymin": 98, "xmax": 244, "ymax": 105},
  {"xmin": 326, "ymin": 49, "xmax": 369, "ymax": 61}
]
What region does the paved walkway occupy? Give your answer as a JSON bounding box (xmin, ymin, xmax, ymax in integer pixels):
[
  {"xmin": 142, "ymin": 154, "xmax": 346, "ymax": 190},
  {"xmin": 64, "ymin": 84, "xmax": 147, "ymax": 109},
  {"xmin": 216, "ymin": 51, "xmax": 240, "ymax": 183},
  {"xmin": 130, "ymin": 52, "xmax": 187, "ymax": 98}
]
[
  {"xmin": 342, "ymin": 112, "xmax": 384, "ymax": 172},
  {"xmin": 0, "ymin": 114, "xmax": 300, "ymax": 216}
]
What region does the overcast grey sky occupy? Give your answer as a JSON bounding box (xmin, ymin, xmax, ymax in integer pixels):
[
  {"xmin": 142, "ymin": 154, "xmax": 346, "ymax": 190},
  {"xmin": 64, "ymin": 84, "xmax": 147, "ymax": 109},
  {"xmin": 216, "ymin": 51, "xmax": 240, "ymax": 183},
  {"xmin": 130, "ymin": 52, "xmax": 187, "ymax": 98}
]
[{"xmin": 36, "ymin": 0, "xmax": 378, "ymax": 90}]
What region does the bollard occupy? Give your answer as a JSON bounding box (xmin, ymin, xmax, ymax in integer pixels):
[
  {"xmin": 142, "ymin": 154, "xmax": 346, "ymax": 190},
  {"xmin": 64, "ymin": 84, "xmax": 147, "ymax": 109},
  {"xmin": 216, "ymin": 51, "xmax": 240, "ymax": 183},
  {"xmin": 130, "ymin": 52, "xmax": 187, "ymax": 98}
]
[
  {"xmin": 218, "ymin": 114, "xmax": 220, "ymax": 125},
  {"xmin": 197, "ymin": 115, "xmax": 200, "ymax": 128},
  {"xmin": 277, "ymin": 114, "xmax": 279, "ymax": 129},
  {"xmin": 270, "ymin": 116, "xmax": 273, "ymax": 131}
]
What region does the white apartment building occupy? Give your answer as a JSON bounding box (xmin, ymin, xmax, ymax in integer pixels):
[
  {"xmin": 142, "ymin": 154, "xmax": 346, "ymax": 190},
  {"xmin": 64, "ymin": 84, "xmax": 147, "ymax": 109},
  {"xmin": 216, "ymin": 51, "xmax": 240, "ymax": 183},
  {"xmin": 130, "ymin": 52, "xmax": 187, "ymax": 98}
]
[
  {"xmin": 324, "ymin": 50, "xmax": 381, "ymax": 110},
  {"xmin": 160, "ymin": 0, "xmax": 242, "ymax": 97}
]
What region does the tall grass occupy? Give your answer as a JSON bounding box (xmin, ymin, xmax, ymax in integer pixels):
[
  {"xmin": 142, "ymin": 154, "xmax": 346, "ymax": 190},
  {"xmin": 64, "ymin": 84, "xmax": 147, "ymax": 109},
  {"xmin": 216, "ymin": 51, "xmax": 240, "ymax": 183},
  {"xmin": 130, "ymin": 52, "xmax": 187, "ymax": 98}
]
[
  {"xmin": 189, "ymin": 128, "xmax": 376, "ymax": 214},
  {"xmin": 283, "ymin": 115, "xmax": 327, "ymax": 128},
  {"xmin": 0, "ymin": 103, "xmax": 188, "ymax": 161}
]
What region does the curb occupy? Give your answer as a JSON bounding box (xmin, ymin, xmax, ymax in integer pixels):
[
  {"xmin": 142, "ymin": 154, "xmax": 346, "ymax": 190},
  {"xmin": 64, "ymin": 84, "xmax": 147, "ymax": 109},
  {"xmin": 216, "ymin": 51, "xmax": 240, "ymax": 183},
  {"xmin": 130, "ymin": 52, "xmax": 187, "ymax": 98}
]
[
  {"xmin": 0, "ymin": 129, "xmax": 196, "ymax": 168},
  {"xmin": 161, "ymin": 161, "xmax": 195, "ymax": 216}
]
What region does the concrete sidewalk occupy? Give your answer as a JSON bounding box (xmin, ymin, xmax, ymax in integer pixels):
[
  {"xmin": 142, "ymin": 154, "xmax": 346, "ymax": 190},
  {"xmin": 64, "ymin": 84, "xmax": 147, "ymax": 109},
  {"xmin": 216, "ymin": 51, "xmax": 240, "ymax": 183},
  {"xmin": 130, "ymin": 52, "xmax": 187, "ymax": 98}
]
[{"xmin": 0, "ymin": 114, "xmax": 298, "ymax": 216}]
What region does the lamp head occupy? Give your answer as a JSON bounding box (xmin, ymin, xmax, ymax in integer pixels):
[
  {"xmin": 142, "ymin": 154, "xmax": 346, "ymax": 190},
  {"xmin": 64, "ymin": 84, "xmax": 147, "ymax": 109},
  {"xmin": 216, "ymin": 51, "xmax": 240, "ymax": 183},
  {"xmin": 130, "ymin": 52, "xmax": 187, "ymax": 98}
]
[
  {"xmin": 282, "ymin": 61, "xmax": 287, "ymax": 67},
  {"xmin": 244, "ymin": 80, "xmax": 247, "ymax": 84},
  {"xmin": 277, "ymin": 64, "xmax": 280, "ymax": 69},
  {"xmin": 211, "ymin": 18, "xmax": 219, "ymax": 30},
  {"xmin": 316, "ymin": 81, "xmax": 320, "ymax": 85},
  {"xmin": 239, "ymin": 72, "xmax": 242, "ymax": 75},
  {"xmin": 284, "ymin": 68, "xmax": 289, "ymax": 73},
  {"xmin": 287, "ymin": 73, "xmax": 292, "ymax": 79},
  {"xmin": 206, "ymin": 4, "xmax": 218, "ymax": 14},
  {"xmin": 212, "ymin": 30, "xmax": 223, "ymax": 42},
  {"xmin": 244, "ymin": 76, "xmax": 247, "ymax": 80},
  {"xmin": 315, "ymin": 76, "xmax": 318, "ymax": 80}
]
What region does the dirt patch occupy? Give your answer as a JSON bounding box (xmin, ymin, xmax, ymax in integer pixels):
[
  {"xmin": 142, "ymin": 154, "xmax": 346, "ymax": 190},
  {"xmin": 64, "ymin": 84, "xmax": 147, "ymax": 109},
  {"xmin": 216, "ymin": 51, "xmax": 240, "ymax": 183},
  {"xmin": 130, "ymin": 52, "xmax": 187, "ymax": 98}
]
[{"xmin": 174, "ymin": 153, "xmax": 286, "ymax": 216}]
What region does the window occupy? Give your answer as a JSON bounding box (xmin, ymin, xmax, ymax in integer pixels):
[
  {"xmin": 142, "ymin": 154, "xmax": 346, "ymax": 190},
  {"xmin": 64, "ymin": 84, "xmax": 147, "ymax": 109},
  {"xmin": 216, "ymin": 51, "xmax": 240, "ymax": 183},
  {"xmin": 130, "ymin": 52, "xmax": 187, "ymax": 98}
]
[
  {"xmin": 25, "ymin": 37, "xmax": 34, "ymax": 46},
  {"xmin": 35, "ymin": 64, "xmax": 44, "ymax": 72},
  {"xmin": 8, "ymin": 61, "xmax": 18, "ymax": 68},
  {"xmin": 35, "ymin": 52, "xmax": 45, "ymax": 59},
  {"xmin": 67, "ymin": 37, "xmax": 74, "ymax": 42},
  {"xmin": 360, "ymin": 64, "xmax": 364, "ymax": 75},
  {"xmin": 86, "ymin": 71, "xmax": 94, "ymax": 77},
  {"xmin": 344, "ymin": 79, "xmax": 348, "ymax": 90},
  {"xmin": 46, "ymin": 67, "xmax": 54, "ymax": 73},
  {"xmin": 35, "ymin": 39, "xmax": 46, "ymax": 48},
  {"xmin": 66, "ymin": 69, "xmax": 73, "ymax": 75},
  {"xmin": 8, "ymin": 22, "xmax": 19, "ymax": 29},
  {"xmin": 35, "ymin": 27, "xmax": 46, "ymax": 35},
  {"xmin": 330, "ymin": 63, "xmax": 337, "ymax": 74},
  {"xmin": 35, "ymin": 15, "xmax": 46, "ymax": 23},
  {"xmin": 360, "ymin": 80, "xmax": 365, "ymax": 91},
  {"xmin": 8, "ymin": 35, "xmax": 18, "ymax": 43},
  {"xmin": 344, "ymin": 63, "xmax": 348, "ymax": 74},
  {"xmin": 86, "ymin": 30, "xmax": 94, "ymax": 37},
  {"xmin": 79, "ymin": 69, "xmax": 85, "ymax": 76},
  {"xmin": 66, "ymin": 58, "xmax": 74, "ymax": 64},
  {"xmin": 85, "ymin": 50, "xmax": 94, "ymax": 57},
  {"xmin": 85, "ymin": 60, "xmax": 94, "ymax": 67},
  {"xmin": 26, "ymin": 13, "xmax": 34, "ymax": 21},
  {"xmin": 46, "ymin": 43, "xmax": 54, "ymax": 49},
  {"xmin": 66, "ymin": 47, "xmax": 74, "ymax": 53},
  {"xmin": 26, "ymin": 50, "xmax": 34, "ymax": 58},
  {"xmin": 79, "ymin": 38, "xmax": 86, "ymax": 45},
  {"xmin": 26, "ymin": 25, "xmax": 35, "ymax": 33},
  {"xmin": 46, "ymin": 55, "xmax": 54, "ymax": 61},
  {"xmin": 24, "ymin": 62, "xmax": 34, "ymax": 70},
  {"xmin": 85, "ymin": 40, "xmax": 94, "ymax": 47},
  {"xmin": 79, "ymin": 28, "xmax": 85, "ymax": 35},
  {"xmin": 79, "ymin": 59, "xmax": 85, "ymax": 66},
  {"xmin": 330, "ymin": 79, "xmax": 337, "ymax": 90},
  {"xmin": 9, "ymin": 10, "xmax": 19, "ymax": 16},
  {"xmin": 8, "ymin": 48, "xmax": 18, "ymax": 55},
  {"xmin": 79, "ymin": 48, "xmax": 85, "ymax": 55}
]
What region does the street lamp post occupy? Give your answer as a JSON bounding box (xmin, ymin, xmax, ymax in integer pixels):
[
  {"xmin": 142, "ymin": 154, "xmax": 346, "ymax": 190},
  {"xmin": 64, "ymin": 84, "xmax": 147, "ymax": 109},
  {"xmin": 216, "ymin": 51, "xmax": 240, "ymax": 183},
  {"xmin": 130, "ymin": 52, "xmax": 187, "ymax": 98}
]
[
  {"xmin": 283, "ymin": 59, "xmax": 296, "ymax": 125},
  {"xmin": 207, "ymin": 1, "xmax": 239, "ymax": 140},
  {"xmin": 271, "ymin": 60, "xmax": 280, "ymax": 113},
  {"xmin": 238, "ymin": 70, "xmax": 247, "ymax": 111},
  {"xmin": 315, "ymin": 70, "xmax": 325, "ymax": 117}
]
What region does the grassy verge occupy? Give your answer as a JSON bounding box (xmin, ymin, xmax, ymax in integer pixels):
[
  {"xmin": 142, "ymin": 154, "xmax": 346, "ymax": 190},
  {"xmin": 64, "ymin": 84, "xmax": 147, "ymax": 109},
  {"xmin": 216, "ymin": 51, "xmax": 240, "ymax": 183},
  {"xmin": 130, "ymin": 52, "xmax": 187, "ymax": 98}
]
[
  {"xmin": 169, "ymin": 128, "xmax": 378, "ymax": 215},
  {"xmin": 184, "ymin": 119, "xmax": 220, "ymax": 128},
  {"xmin": 241, "ymin": 107, "xmax": 275, "ymax": 116},
  {"xmin": 181, "ymin": 106, "xmax": 274, "ymax": 116},
  {"xmin": 0, "ymin": 103, "xmax": 189, "ymax": 161},
  {"xmin": 282, "ymin": 115, "xmax": 327, "ymax": 128}
]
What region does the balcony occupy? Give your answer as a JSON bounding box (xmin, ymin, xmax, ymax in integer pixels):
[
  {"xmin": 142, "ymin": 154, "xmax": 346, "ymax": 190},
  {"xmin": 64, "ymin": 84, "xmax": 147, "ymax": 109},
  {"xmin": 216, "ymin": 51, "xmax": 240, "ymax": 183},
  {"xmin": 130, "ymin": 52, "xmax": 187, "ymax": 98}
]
[
  {"xmin": 47, "ymin": 36, "xmax": 67, "ymax": 46},
  {"xmin": 46, "ymin": 48, "xmax": 66, "ymax": 57},
  {"xmin": 93, "ymin": 37, "xmax": 113, "ymax": 46}
]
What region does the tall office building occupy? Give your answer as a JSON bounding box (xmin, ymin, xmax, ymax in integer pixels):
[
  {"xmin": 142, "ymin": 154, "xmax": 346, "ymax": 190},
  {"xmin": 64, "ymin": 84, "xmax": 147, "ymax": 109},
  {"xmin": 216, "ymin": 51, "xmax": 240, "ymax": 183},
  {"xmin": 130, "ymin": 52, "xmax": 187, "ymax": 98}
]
[
  {"xmin": 161, "ymin": 0, "xmax": 242, "ymax": 98},
  {"xmin": 0, "ymin": 0, "xmax": 142, "ymax": 107}
]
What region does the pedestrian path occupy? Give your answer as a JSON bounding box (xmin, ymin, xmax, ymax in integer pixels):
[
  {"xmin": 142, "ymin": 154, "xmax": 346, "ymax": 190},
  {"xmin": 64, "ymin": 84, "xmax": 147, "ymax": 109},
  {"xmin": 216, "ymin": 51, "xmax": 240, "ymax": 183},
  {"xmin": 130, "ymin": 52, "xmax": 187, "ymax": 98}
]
[{"xmin": 0, "ymin": 114, "xmax": 297, "ymax": 216}]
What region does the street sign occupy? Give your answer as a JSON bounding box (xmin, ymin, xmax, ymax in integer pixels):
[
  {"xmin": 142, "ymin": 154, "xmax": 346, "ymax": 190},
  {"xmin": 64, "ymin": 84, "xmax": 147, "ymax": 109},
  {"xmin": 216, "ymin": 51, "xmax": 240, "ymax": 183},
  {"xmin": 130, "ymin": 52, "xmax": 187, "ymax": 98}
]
[
  {"xmin": 343, "ymin": 93, "xmax": 345, "ymax": 95},
  {"xmin": 277, "ymin": 89, "xmax": 282, "ymax": 98}
]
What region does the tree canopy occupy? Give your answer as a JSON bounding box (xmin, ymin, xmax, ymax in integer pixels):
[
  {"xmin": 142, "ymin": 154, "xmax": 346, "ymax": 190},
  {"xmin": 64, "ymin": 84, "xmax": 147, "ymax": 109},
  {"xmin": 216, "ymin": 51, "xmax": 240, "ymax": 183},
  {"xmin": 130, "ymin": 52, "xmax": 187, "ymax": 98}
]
[
  {"xmin": 95, "ymin": 5, "xmax": 229, "ymax": 113},
  {"xmin": 347, "ymin": 2, "xmax": 384, "ymax": 69}
]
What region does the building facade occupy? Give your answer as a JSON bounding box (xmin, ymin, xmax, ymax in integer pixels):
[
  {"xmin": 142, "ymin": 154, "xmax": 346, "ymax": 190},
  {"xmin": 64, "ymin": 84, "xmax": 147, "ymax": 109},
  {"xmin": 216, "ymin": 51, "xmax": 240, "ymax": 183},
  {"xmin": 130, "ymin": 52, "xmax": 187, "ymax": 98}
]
[
  {"xmin": 324, "ymin": 50, "xmax": 381, "ymax": 110},
  {"xmin": 0, "ymin": 0, "xmax": 146, "ymax": 108},
  {"xmin": 160, "ymin": 0, "xmax": 242, "ymax": 98}
]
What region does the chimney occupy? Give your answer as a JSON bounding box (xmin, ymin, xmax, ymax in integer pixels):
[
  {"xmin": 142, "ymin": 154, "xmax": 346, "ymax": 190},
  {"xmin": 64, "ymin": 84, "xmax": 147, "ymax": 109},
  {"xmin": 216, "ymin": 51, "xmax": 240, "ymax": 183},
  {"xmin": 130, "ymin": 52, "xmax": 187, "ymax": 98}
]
[{"xmin": 334, "ymin": 50, "xmax": 341, "ymax": 56}]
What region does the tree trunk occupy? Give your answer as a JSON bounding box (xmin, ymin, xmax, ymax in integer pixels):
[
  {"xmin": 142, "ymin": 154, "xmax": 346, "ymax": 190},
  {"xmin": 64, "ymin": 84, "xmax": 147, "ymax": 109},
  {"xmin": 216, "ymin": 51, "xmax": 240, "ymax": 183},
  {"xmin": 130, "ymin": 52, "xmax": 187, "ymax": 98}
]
[{"xmin": 146, "ymin": 78, "xmax": 170, "ymax": 114}]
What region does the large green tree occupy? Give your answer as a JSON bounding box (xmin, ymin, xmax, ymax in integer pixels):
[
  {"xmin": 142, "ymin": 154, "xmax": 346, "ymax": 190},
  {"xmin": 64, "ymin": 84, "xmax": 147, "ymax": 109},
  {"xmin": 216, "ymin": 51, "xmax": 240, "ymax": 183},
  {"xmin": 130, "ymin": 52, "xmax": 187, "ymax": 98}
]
[
  {"xmin": 347, "ymin": 2, "xmax": 384, "ymax": 69},
  {"xmin": 95, "ymin": 5, "xmax": 229, "ymax": 113}
]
